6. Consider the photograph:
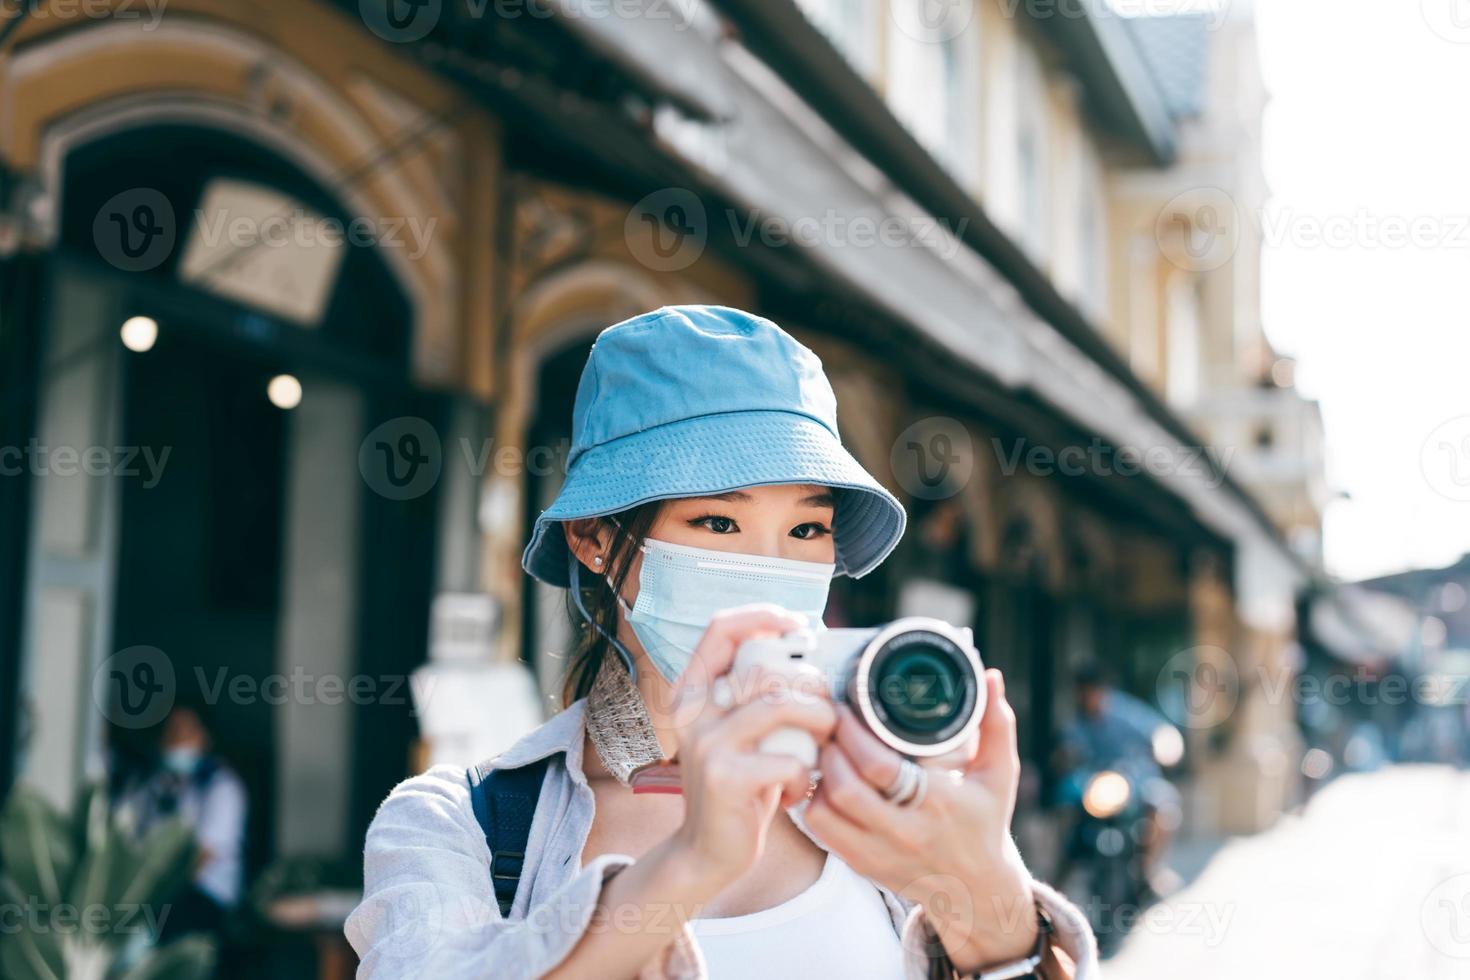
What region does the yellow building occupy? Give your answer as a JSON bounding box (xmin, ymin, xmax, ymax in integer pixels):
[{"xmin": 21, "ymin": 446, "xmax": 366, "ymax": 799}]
[{"xmin": 0, "ymin": 0, "xmax": 1319, "ymax": 924}]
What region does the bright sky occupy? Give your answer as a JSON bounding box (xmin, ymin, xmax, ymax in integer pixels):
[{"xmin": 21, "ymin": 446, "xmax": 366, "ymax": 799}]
[{"xmin": 1255, "ymin": 0, "xmax": 1470, "ymax": 582}]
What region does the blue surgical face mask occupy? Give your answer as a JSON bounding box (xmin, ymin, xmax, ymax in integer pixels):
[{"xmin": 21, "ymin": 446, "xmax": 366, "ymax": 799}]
[
  {"xmin": 162, "ymin": 746, "xmax": 202, "ymax": 776},
  {"xmin": 616, "ymin": 538, "xmax": 834, "ymax": 682}
]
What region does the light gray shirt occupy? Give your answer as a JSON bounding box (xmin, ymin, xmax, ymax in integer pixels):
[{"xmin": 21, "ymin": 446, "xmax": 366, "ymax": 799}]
[
  {"xmin": 115, "ymin": 761, "xmax": 247, "ymax": 908},
  {"xmin": 345, "ymin": 700, "xmax": 1099, "ymax": 979}
]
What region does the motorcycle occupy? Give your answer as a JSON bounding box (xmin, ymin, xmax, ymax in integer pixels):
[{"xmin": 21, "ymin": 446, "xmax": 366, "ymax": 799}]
[{"xmin": 1058, "ymin": 723, "xmax": 1184, "ymax": 955}]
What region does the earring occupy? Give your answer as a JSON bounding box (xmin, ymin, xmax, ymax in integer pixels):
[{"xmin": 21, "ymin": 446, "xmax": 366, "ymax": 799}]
[{"xmin": 593, "ymin": 555, "xmax": 604, "ymax": 567}]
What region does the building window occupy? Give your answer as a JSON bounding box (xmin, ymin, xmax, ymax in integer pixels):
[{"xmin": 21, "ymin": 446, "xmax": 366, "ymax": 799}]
[
  {"xmin": 796, "ymin": 0, "xmax": 880, "ymax": 78},
  {"xmin": 1164, "ymin": 274, "xmax": 1202, "ymax": 406},
  {"xmin": 1015, "ymin": 45, "xmax": 1049, "ymax": 259},
  {"xmin": 1080, "ymin": 199, "xmax": 1102, "ymax": 309},
  {"xmin": 1018, "ymin": 122, "xmax": 1047, "ymax": 256},
  {"xmin": 1077, "ymin": 143, "xmax": 1108, "ymax": 317},
  {"xmin": 938, "ymin": 34, "xmax": 978, "ymax": 183},
  {"xmin": 884, "ymin": 5, "xmax": 978, "ymax": 186}
]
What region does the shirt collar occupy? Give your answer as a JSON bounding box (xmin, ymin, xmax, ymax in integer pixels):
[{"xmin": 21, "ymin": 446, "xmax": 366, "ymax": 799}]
[{"xmin": 492, "ymin": 698, "xmax": 590, "ymax": 786}]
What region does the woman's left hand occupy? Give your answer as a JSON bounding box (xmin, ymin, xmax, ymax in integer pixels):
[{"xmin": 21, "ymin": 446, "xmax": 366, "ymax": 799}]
[{"xmin": 804, "ymin": 668, "xmax": 1038, "ymax": 973}]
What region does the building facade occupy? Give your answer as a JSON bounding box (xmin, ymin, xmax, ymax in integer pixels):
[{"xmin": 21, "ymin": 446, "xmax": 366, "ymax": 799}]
[{"xmin": 0, "ymin": 0, "xmax": 1320, "ymax": 911}]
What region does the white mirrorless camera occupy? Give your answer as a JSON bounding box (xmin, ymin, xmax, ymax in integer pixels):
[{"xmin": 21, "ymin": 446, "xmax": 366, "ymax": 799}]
[{"xmin": 733, "ymin": 616, "xmax": 985, "ymax": 766}]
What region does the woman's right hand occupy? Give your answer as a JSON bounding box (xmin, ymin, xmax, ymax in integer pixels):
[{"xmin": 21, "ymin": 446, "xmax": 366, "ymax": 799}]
[{"xmin": 663, "ymin": 604, "xmax": 837, "ymax": 892}]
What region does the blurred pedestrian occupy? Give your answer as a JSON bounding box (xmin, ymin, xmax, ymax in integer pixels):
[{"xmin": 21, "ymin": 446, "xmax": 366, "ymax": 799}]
[{"xmin": 113, "ymin": 698, "xmax": 247, "ymax": 944}]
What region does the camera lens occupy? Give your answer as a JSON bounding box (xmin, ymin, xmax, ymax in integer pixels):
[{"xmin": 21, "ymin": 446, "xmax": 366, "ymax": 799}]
[{"xmin": 859, "ymin": 628, "xmax": 978, "ymax": 752}]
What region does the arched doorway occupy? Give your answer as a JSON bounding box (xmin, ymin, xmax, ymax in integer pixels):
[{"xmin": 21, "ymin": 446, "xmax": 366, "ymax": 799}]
[{"xmin": 16, "ymin": 120, "xmax": 444, "ymax": 888}]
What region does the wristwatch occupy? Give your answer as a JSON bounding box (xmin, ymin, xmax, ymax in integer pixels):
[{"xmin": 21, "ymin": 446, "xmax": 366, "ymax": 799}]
[{"xmin": 970, "ymin": 903, "xmax": 1054, "ymax": 980}]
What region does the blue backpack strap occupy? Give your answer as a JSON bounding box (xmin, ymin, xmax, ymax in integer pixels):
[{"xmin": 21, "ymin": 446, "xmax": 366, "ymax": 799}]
[{"xmin": 467, "ymin": 756, "xmax": 553, "ymax": 918}]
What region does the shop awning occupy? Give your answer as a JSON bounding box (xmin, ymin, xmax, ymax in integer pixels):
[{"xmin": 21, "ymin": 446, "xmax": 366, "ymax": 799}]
[{"xmin": 1308, "ymin": 586, "xmax": 1418, "ymax": 668}]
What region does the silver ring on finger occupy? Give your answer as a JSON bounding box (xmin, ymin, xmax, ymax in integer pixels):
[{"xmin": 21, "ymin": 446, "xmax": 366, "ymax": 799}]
[
  {"xmin": 711, "ymin": 677, "xmax": 735, "ymax": 711},
  {"xmin": 883, "ymin": 758, "xmax": 919, "ymax": 804},
  {"xmin": 899, "ymin": 764, "xmax": 928, "ymax": 809}
]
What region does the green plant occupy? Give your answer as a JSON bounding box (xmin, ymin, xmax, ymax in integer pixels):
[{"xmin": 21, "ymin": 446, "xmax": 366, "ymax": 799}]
[{"xmin": 0, "ymin": 783, "xmax": 216, "ymax": 980}]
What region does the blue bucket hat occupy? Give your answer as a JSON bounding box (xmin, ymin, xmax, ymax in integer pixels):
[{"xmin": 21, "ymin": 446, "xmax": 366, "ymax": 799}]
[{"xmin": 522, "ymin": 305, "xmax": 907, "ymax": 587}]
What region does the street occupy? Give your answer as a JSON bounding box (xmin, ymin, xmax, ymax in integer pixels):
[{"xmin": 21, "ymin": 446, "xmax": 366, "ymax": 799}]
[{"xmin": 1110, "ymin": 766, "xmax": 1470, "ymax": 979}]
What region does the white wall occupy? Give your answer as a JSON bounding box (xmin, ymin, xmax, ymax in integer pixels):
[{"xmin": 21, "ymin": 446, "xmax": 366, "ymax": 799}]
[
  {"xmin": 19, "ymin": 267, "xmax": 121, "ymax": 811},
  {"xmin": 273, "ymin": 379, "xmax": 362, "ymax": 857}
]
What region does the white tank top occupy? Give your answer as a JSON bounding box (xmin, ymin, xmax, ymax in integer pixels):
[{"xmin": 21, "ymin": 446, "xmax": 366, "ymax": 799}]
[{"xmin": 690, "ymin": 854, "xmax": 908, "ymax": 979}]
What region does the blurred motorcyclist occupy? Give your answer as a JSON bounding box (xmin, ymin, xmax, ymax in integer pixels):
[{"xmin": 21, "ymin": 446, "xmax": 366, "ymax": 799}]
[{"xmin": 1053, "ymin": 661, "xmax": 1183, "ymax": 895}]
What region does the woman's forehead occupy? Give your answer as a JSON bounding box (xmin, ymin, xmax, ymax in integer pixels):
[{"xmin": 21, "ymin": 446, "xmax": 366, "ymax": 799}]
[{"xmin": 670, "ymin": 484, "xmax": 834, "ymax": 507}]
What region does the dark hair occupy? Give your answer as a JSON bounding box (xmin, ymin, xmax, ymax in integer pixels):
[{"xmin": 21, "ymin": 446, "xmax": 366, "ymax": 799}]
[
  {"xmin": 168, "ymin": 689, "xmax": 215, "ymax": 734},
  {"xmin": 1075, "ymin": 659, "xmax": 1112, "ymax": 690},
  {"xmin": 560, "ymin": 502, "xmax": 664, "ymax": 705}
]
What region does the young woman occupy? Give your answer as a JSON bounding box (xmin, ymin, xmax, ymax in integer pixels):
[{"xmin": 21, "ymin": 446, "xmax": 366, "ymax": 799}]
[{"xmin": 346, "ymin": 306, "xmax": 1098, "ymax": 979}]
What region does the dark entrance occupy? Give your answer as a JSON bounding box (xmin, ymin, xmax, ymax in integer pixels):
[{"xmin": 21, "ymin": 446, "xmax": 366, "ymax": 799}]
[{"xmin": 21, "ymin": 120, "xmax": 445, "ymax": 892}]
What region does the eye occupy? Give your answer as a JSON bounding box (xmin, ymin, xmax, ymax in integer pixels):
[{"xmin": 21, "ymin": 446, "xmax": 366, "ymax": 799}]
[
  {"xmin": 691, "ymin": 515, "xmax": 738, "ymax": 534},
  {"xmin": 790, "ymin": 522, "xmax": 832, "ymax": 540}
]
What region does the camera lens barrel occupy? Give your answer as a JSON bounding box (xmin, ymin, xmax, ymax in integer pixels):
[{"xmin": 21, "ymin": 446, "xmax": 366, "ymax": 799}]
[{"xmin": 846, "ymin": 618, "xmax": 983, "ymax": 757}]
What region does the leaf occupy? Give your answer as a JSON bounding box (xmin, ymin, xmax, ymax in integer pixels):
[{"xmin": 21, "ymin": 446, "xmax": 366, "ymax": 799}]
[
  {"xmin": 118, "ymin": 821, "xmax": 196, "ymax": 910},
  {"xmin": 0, "ymin": 788, "xmax": 75, "ymax": 907},
  {"xmin": 0, "ymin": 879, "xmax": 66, "ymax": 980},
  {"xmin": 114, "ymin": 936, "xmax": 217, "ymax": 980},
  {"xmin": 60, "ymin": 936, "xmax": 116, "ymax": 980},
  {"xmin": 0, "ymin": 935, "xmax": 62, "ymax": 980},
  {"xmin": 66, "ymin": 819, "xmax": 123, "ymax": 923},
  {"xmin": 71, "ymin": 782, "xmax": 111, "ymax": 858}
]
